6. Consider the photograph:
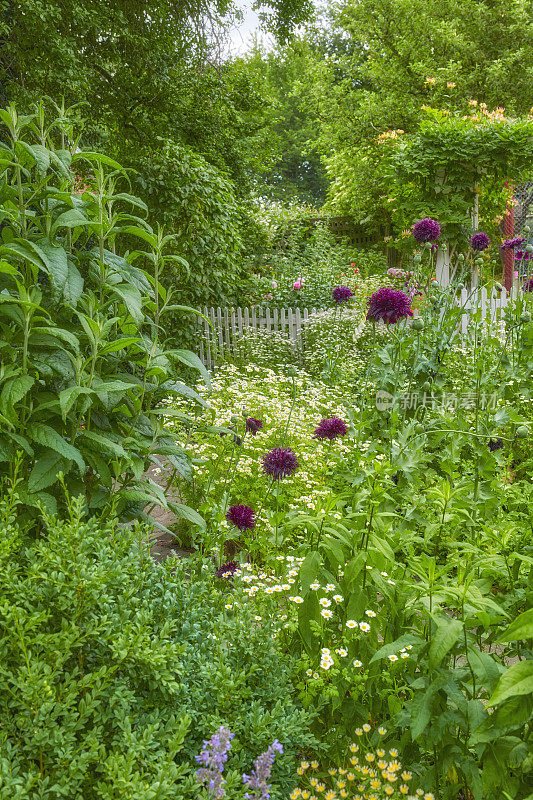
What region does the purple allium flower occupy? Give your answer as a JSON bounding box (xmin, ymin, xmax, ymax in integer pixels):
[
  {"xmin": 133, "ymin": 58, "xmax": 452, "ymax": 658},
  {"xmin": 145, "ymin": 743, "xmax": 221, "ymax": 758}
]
[
  {"xmin": 471, "ymin": 232, "xmax": 490, "ymax": 251},
  {"xmin": 243, "ymin": 740, "xmax": 284, "ymax": 800},
  {"xmin": 262, "ymin": 447, "xmax": 299, "ymax": 480},
  {"xmin": 515, "ymin": 250, "xmax": 533, "ymax": 261},
  {"xmin": 501, "ymin": 236, "xmax": 525, "ymax": 250},
  {"xmin": 332, "ymin": 285, "xmax": 355, "ymax": 303},
  {"xmin": 367, "ymin": 287, "xmax": 414, "ymax": 324},
  {"xmin": 226, "ymin": 505, "xmax": 255, "ymax": 531},
  {"xmin": 313, "ymin": 417, "xmax": 348, "ymax": 440},
  {"xmin": 412, "ymin": 218, "xmax": 440, "ymax": 243},
  {"xmin": 216, "ymin": 560, "xmax": 240, "ymax": 579},
  {"xmin": 196, "ymin": 726, "xmax": 235, "ymax": 799},
  {"xmin": 522, "ymin": 278, "xmax": 533, "ymax": 292},
  {"xmin": 246, "ymin": 417, "xmax": 263, "ymax": 435},
  {"xmin": 488, "ymin": 438, "xmax": 504, "ymax": 452}
]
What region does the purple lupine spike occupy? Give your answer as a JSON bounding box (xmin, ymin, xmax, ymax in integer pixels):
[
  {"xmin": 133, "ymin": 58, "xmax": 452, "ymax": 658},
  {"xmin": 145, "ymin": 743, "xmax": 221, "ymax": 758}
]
[
  {"xmin": 195, "ymin": 726, "xmax": 235, "ymax": 799},
  {"xmin": 243, "ymin": 741, "xmax": 284, "ymax": 800}
]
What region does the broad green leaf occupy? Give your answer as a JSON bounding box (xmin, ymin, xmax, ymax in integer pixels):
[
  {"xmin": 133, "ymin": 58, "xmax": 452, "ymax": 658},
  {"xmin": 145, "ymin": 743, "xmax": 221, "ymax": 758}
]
[
  {"xmin": 98, "ymin": 337, "xmax": 141, "ymax": 355},
  {"xmin": 429, "ymin": 618, "xmax": 464, "ymax": 669},
  {"xmin": 499, "ymin": 609, "xmax": 533, "ymax": 642},
  {"xmin": 164, "ymin": 451, "xmax": 191, "ymax": 481},
  {"xmin": 71, "ymin": 151, "xmax": 125, "ymax": 171},
  {"xmin": 487, "ymin": 660, "xmax": 533, "ymax": 706},
  {"xmin": 31, "ymin": 326, "xmax": 79, "ymax": 352},
  {"xmin": 119, "ymin": 225, "xmax": 157, "ymax": 248},
  {"xmin": 120, "ymin": 488, "xmax": 166, "ymax": 507},
  {"xmin": 63, "ymin": 261, "xmax": 84, "ymax": 304},
  {"xmin": 0, "ymin": 260, "xmax": 20, "ymax": 276},
  {"xmin": 111, "ymin": 283, "xmax": 143, "ymax": 326},
  {"xmin": 59, "ymin": 386, "xmax": 94, "ymax": 419},
  {"xmin": 93, "ymin": 379, "xmax": 136, "ymax": 393},
  {"xmin": 77, "ymin": 430, "xmax": 127, "ymax": 459},
  {"xmin": 168, "ymin": 501, "xmax": 206, "ymax": 529},
  {"xmin": 113, "ymin": 192, "xmax": 148, "ymax": 212},
  {"xmin": 51, "ymin": 208, "xmax": 96, "ymax": 234},
  {"xmin": 170, "ymin": 348, "xmax": 211, "ymax": 387},
  {"xmin": 299, "ymin": 550, "xmax": 321, "ymax": 596},
  {"xmin": 27, "ymin": 423, "xmax": 85, "ymax": 473},
  {"xmin": 30, "ymin": 144, "xmax": 50, "ymax": 173},
  {"xmin": 28, "ymin": 451, "xmax": 68, "ymax": 492},
  {"xmin": 0, "ymin": 241, "xmax": 45, "ymax": 272},
  {"xmin": 0, "ymin": 374, "xmax": 34, "ymax": 423},
  {"xmin": 32, "ymin": 239, "xmax": 68, "ymax": 288},
  {"xmin": 161, "ymin": 380, "xmax": 208, "ymax": 407},
  {"xmin": 370, "ymin": 634, "xmax": 420, "ymax": 663}
]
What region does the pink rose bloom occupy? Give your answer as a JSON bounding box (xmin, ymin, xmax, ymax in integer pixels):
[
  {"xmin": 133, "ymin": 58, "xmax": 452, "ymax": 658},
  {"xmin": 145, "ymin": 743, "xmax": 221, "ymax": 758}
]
[
  {"xmin": 272, "ymin": 280, "xmax": 278, "ymax": 289},
  {"xmin": 293, "ymin": 279, "xmax": 302, "ymax": 290}
]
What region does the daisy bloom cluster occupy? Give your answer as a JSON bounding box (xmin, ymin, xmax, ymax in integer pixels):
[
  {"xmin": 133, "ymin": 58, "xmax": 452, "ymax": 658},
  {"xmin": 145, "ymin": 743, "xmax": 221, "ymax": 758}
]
[{"xmin": 291, "ymin": 733, "xmax": 432, "ymax": 800}]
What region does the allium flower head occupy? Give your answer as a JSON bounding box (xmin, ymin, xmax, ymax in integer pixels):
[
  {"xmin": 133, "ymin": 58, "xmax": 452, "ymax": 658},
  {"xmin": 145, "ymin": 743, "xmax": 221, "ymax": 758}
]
[
  {"xmin": 262, "ymin": 447, "xmax": 299, "ymax": 480},
  {"xmin": 216, "ymin": 560, "xmax": 239, "ymax": 579},
  {"xmin": 246, "ymin": 417, "xmax": 263, "ymax": 435},
  {"xmin": 314, "ymin": 417, "xmax": 348, "ymax": 440},
  {"xmin": 367, "ymin": 287, "xmax": 413, "ymax": 324},
  {"xmin": 412, "ymin": 218, "xmax": 440, "ymax": 243},
  {"xmin": 226, "ymin": 504, "xmax": 255, "ymax": 531},
  {"xmin": 332, "ymin": 285, "xmax": 355, "ymax": 303},
  {"xmin": 522, "ymin": 278, "xmax": 533, "ymax": 292},
  {"xmin": 516, "ymin": 250, "xmax": 533, "ymax": 262},
  {"xmin": 501, "ymin": 236, "xmax": 525, "ymax": 250},
  {"xmin": 471, "ymin": 232, "xmax": 490, "ymax": 251},
  {"xmin": 488, "ymin": 438, "xmax": 503, "ymax": 452}
]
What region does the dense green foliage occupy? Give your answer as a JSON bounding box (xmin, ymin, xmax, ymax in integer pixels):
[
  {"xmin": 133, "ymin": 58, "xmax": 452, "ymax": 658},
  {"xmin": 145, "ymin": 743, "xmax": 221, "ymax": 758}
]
[
  {"xmin": 0, "ymin": 102, "xmax": 205, "ymax": 525},
  {"xmin": 168, "ymin": 244, "xmax": 533, "ymax": 798},
  {"xmin": 0, "ymin": 490, "xmax": 315, "ymax": 798}
]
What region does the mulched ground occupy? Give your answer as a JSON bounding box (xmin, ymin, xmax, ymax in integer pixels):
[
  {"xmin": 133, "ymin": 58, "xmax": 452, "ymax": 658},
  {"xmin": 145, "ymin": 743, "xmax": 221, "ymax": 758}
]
[{"xmin": 144, "ymin": 461, "xmax": 193, "ymax": 562}]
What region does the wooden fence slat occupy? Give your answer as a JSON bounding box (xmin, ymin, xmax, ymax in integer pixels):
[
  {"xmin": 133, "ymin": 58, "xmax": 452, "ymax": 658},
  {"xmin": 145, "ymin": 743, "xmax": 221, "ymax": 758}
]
[{"xmin": 216, "ymin": 307, "xmax": 224, "ymax": 361}]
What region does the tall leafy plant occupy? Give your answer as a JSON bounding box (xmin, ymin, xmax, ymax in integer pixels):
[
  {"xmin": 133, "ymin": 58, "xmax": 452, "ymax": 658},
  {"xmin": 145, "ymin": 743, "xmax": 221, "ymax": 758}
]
[{"xmin": 0, "ymin": 100, "xmax": 206, "ymax": 528}]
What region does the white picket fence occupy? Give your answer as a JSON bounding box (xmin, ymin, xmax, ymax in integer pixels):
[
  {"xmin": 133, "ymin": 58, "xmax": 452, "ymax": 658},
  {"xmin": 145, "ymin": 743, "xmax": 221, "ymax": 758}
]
[
  {"xmin": 197, "ymin": 305, "xmax": 312, "ymax": 368},
  {"xmin": 197, "ymin": 286, "xmax": 522, "ymax": 369}
]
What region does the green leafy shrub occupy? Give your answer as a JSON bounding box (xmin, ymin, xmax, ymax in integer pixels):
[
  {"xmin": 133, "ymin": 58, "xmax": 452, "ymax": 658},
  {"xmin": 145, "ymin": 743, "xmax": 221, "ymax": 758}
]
[
  {"xmin": 0, "ymin": 101, "xmax": 205, "ymax": 524},
  {"xmin": 0, "ymin": 488, "xmax": 316, "ymax": 799},
  {"xmin": 132, "ymin": 140, "xmax": 245, "ymax": 309},
  {"xmin": 242, "ymin": 222, "xmax": 378, "ymax": 309}
]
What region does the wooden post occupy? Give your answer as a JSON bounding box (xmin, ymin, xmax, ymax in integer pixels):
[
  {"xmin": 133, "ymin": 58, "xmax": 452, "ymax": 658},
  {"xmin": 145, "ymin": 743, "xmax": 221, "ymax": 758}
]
[
  {"xmin": 471, "ymin": 185, "xmax": 479, "ymax": 289},
  {"xmin": 503, "ymin": 180, "xmax": 514, "ymax": 292}
]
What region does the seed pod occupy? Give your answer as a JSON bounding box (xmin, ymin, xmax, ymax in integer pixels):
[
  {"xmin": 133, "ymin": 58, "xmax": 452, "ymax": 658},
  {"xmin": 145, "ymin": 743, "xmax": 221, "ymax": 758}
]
[
  {"xmin": 516, "ymin": 425, "xmax": 529, "ymax": 438},
  {"xmin": 519, "ymin": 311, "xmax": 531, "ymax": 323},
  {"xmin": 411, "ymin": 318, "xmax": 424, "ymax": 331}
]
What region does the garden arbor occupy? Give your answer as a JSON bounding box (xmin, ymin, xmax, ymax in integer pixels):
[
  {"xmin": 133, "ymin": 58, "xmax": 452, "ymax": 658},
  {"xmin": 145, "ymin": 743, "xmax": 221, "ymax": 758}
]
[{"xmin": 393, "ymin": 108, "xmax": 533, "ymax": 289}]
